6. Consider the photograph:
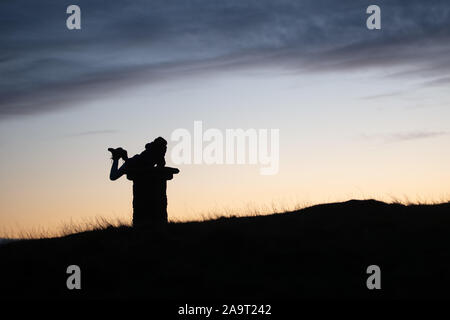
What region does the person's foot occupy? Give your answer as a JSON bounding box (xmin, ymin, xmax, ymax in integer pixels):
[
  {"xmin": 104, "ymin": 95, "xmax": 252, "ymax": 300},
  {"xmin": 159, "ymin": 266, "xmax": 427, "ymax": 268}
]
[{"xmin": 108, "ymin": 147, "xmax": 128, "ymax": 161}]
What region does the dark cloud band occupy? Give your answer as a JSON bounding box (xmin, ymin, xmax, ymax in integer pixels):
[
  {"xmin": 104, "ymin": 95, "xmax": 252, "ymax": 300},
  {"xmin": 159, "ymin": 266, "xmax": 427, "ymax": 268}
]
[{"xmin": 1, "ymin": 0, "xmax": 449, "ymax": 119}]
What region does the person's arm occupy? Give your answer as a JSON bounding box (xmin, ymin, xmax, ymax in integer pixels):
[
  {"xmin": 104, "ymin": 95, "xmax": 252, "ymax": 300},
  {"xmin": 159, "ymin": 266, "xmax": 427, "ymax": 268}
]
[
  {"xmin": 123, "ymin": 166, "xmax": 179, "ymax": 180},
  {"xmin": 110, "ymin": 159, "xmax": 127, "ymax": 181}
]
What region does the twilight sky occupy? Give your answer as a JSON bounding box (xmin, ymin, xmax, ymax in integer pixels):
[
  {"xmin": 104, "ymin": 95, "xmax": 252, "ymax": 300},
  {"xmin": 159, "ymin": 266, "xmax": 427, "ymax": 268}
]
[{"xmin": 1, "ymin": 0, "xmax": 449, "ymax": 235}]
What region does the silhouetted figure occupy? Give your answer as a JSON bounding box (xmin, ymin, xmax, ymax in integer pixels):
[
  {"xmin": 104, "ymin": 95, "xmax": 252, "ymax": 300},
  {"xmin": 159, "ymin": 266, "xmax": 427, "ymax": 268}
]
[{"xmin": 109, "ymin": 137, "xmax": 179, "ymax": 228}]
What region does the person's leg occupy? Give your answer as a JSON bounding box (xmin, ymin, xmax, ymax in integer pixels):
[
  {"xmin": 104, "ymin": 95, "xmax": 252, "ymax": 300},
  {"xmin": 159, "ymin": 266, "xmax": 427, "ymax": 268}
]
[
  {"xmin": 133, "ymin": 203, "xmax": 149, "ymax": 228},
  {"xmin": 155, "ymin": 200, "xmax": 168, "ymax": 225},
  {"xmin": 134, "ymin": 196, "xmax": 168, "ymax": 228},
  {"xmin": 132, "ymin": 207, "xmax": 142, "ymax": 228},
  {"xmin": 148, "ymin": 207, "xmax": 168, "ymax": 234}
]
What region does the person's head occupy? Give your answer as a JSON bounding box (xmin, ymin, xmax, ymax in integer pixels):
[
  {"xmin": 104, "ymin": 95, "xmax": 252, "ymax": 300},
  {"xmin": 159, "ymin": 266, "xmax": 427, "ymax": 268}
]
[
  {"xmin": 142, "ymin": 137, "xmax": 167, "ymax": 166},
  {"xmin": 145, "ymin": 137, "xmax": 167, "ymax": 155}
]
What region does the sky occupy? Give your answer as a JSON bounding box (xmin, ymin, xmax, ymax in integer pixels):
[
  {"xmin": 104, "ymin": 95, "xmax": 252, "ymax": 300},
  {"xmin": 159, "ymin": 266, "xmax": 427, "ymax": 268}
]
[{"xmin": 1, "ymin": 0, "xmax": 450, "ymax": 236}]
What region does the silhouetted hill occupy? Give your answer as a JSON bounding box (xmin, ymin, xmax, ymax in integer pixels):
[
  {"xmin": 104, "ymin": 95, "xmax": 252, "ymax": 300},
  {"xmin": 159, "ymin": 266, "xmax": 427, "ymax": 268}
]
[{"xmin": 1, "ymin": 199, "xmax": 450, "ymax": 300}]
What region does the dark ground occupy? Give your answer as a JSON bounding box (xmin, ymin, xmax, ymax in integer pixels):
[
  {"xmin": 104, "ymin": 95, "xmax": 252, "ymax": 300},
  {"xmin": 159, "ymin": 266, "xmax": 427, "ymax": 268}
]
[{"xmin": 1, "ymin": 199, "xmax": 450, "ymax": 300}]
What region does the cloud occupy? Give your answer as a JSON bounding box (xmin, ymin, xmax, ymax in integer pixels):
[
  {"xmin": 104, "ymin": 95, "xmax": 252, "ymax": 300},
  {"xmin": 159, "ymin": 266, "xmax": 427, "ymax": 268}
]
[
  {"xmin": 422, "ymin": 76, "xmax": 450, "ymax": 87},
  {"xmin": 360, "ymin": 91, "xmax": 404, "ymax": 100},
  {"xmin": 362, "ymin": 131, "xmax": 448, "ymax": 143},
  {"xmin": 1, "ymin": 0, "xmax": 450, "ymax": 119},
  {"xmin": 64, "ymin": 129, "xmax": 119, "ymax": 137},
  {"xmin": 388, "ymin": 131, "xmax": 448, "ymax": 142}
]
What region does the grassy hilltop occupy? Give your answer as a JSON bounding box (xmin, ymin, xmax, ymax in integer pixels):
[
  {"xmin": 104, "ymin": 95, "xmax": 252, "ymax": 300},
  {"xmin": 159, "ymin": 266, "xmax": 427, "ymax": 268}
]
[{"xmin": 1, "ymin": 199, "xmax": 450, "ymax": 300}]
